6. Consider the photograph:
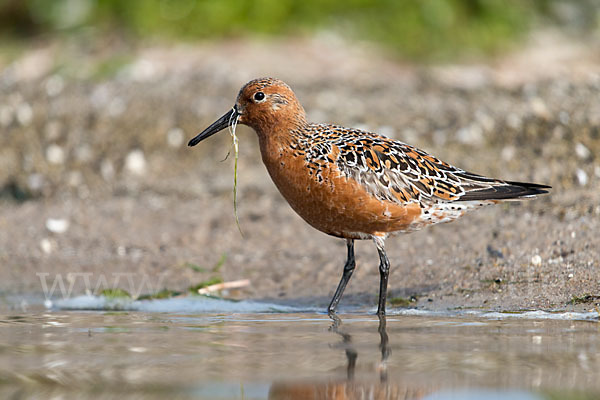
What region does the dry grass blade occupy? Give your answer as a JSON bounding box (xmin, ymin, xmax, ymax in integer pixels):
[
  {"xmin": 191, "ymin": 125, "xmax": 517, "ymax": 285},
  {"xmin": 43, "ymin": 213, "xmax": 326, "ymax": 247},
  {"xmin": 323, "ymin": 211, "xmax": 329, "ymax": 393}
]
[
  {"xmin": 197, "ymin": 279, "xmax": 251, "ymax": 295},
  {"xmin": 228, "ymin": 109, "xmax": 244, "ymax": 236}
]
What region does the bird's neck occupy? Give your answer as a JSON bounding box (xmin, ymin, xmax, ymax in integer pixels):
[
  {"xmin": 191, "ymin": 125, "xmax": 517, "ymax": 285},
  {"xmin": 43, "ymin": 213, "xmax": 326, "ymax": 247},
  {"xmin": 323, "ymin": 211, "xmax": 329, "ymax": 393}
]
[
  {"xmin": 254, "ymin": 114, "xmax": 309, "ymax": 149},
  {"xmin": 254, "ymin": 119, "xmax": 309, "ymax": 171}
]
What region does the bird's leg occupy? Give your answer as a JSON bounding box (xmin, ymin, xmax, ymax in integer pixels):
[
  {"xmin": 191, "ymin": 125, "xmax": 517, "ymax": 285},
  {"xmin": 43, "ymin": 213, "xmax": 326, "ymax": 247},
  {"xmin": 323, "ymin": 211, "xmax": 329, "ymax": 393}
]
[
  {"xmin": 327, "ymin": 239, "xmax": 356, "ymax": 315},
  {"xmin": 374, "ymin": 236, "xmax": 390, "ymax": 315}
]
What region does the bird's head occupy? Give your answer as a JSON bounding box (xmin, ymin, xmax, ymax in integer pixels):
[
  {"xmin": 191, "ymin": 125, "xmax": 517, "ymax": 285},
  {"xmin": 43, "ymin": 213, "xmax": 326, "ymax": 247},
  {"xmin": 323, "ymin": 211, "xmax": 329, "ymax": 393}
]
[{"xmin": 188, "ymin": 77, "xmax": 307, "ymax": 147}]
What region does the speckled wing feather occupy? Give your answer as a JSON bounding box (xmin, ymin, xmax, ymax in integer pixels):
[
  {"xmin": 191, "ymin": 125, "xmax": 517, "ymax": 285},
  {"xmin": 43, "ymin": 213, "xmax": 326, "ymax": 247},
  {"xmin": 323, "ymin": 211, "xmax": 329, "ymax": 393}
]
[{"xmin": 302, "ymin": 124, "xmax": 549, "ymax": 206}]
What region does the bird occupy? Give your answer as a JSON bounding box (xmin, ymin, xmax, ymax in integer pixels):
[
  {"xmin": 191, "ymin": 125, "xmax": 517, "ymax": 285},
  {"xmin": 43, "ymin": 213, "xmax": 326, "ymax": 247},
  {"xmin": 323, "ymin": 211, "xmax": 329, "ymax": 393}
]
[{"xmin": 188, "ymin": 77, "xmax": 550, "ymax": 315}]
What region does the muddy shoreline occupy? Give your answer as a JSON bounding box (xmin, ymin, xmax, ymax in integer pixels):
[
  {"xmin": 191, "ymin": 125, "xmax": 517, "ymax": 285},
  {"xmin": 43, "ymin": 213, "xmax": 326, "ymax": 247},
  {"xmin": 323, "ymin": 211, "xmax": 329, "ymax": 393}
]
[{"xmin": 1, "ymin": 34, "xmax": 599, "ymax": 312}]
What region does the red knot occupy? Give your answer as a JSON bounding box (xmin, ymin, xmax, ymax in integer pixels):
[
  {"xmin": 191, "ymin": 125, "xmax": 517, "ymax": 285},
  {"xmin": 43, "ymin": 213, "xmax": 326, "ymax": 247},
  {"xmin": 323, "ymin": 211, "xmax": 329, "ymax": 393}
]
[{"xmin": 188, "ymin": 77, "xmax": 550, "ymax": 315}]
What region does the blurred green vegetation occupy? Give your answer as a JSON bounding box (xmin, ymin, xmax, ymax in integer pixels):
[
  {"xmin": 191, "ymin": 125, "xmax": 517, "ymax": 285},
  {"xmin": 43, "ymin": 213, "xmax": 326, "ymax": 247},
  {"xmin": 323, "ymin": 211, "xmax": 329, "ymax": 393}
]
[{"xmin": 0, "ymin": 0, "xmax": 598, "ymax": 60}]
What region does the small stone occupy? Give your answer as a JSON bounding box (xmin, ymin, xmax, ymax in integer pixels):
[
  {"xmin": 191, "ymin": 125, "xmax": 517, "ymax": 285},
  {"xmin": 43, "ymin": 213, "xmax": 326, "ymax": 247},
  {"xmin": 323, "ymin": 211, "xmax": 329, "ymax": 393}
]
[
  {"xmin": 27, "ymin": 173, "xmax": 45, "ymax": 192},
  {"xmin": 575, "ymin": 143, "xmax": 591, "ymax": 160},
  {"xmin": 46, "ymin": 218, "xmax": 70, "ymax": 234},
  {"xmin": 501, "ymin": 146, "xmax": 515, "ymax": 161},
  {"xmin": 167, "ymin": 127, "xmax": 184, "ymax": 148},
  {"xmin": 128, "ymin": 347, "xmax": 147, "ymax": 353},
  {"xmin": 531, "ymin": 254, "xmax": 542, "ymax": 267},
  {"xmin": 40, "ymin": 238, "xmax": 53, "ymax": 254},
  {"xmin": 46, "ymin": 144, "xmax": 66, "ymax": 165},
  {"xmin": 16, "ymin": 103, "xmax": 33, "ymax": 126},
  {"xmin": 530, "ymin": 98, "xmax": 549, "ymax": 119},
  {"xmin": 125, "ymin": 149, "xmax": 146, "ymax": 176},
  {"xmin": 575, "ymin": 169, "xmax": 588, "ymax": 186},
  {"xmin": 568, "ymin": 273, "xmax": 574, "ymax": 279}
]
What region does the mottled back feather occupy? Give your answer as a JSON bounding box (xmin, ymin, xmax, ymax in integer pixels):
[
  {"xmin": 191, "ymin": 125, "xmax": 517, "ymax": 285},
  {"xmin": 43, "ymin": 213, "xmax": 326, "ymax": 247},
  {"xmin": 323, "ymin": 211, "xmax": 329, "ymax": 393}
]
[{"xmin": 293, "ymin": 124, "xmax": 549, "ymax": 206}]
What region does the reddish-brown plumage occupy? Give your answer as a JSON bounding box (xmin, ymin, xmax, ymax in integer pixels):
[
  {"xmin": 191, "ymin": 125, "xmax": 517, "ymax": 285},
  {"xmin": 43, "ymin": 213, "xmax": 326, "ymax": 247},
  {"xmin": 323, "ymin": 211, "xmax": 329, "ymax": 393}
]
[
  {"xmin": 259, "ymin": 139, "xmax": 422, "ymax": 239},
  {"xmin": 188, "ymin": 77, "xmax": 550, "ymax": 315}
]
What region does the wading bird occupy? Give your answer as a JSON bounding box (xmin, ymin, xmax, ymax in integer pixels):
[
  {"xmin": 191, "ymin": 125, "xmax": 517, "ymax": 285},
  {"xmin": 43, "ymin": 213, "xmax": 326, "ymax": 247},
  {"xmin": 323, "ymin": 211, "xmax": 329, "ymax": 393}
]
[{"xmin": 188, "ymin": 78, "xmax": 550, "ymax": 315}]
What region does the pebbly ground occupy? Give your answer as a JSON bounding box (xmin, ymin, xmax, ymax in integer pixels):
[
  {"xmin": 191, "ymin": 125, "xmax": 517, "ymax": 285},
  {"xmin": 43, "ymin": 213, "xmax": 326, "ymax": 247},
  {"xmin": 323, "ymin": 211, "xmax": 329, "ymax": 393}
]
[{"xmin": 1, "ymin": 31, "xmax": 599, "ymax": 312}]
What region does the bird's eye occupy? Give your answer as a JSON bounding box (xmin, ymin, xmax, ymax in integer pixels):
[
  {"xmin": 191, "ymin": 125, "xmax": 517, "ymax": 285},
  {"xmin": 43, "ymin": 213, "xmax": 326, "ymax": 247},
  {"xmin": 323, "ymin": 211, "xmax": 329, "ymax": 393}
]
[{"xmin": 253, "ymin": 92, "xmax": 266, "ymax": 102}]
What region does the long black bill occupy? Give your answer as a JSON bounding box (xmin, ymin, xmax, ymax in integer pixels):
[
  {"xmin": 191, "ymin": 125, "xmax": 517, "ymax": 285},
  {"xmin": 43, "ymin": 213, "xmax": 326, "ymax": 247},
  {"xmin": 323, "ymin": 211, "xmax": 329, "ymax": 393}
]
[{"xmin": 188, "ymin": 106, "xmax": 238, "ymax": 147}]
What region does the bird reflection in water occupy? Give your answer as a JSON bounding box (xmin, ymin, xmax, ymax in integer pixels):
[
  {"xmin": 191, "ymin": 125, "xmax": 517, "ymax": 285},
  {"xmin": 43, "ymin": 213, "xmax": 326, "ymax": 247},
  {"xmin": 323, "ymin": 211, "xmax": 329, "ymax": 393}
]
[{"xmin": 268, "ymin": 315, "xmax": 430, "ymax": 400}]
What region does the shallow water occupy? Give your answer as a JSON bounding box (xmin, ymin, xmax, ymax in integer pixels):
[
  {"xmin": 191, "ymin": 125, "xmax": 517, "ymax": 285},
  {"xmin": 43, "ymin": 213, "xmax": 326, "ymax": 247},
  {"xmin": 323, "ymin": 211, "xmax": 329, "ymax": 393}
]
[{"xmin": 1, "ymin": 301, "xmax": 600, "ymax": 399}]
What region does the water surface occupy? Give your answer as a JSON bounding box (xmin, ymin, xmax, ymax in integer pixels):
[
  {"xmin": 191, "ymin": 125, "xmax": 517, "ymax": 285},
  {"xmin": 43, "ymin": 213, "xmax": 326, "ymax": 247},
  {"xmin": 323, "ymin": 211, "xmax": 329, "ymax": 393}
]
[{"xmin": 1, "ymin": 304, "xmax": 599, "ymax": 399}]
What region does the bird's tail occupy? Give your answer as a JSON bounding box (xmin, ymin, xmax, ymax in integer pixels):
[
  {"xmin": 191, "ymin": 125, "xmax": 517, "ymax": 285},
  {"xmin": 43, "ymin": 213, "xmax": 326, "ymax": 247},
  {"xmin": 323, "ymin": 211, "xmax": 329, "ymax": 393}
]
[{"xmin": 454, "ymin": 172, "xmax": 551, "ymax": 202}]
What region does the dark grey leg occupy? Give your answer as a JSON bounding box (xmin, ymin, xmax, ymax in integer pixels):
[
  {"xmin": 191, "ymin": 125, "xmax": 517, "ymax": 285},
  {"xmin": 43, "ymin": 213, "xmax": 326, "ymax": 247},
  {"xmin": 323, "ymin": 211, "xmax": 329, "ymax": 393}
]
[
  {"xmin": 327, "ymin": 239, "xmax": 356, "ymax": 314},
  {"xmin": 374, "ymin": 237, "xmax": 390, "ymax": 315}
]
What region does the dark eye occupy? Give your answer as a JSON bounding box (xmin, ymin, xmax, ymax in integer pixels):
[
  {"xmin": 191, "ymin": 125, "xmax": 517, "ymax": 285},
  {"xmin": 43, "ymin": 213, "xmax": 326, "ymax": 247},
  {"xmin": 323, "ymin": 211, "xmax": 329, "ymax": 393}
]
[{"xmin": 253, "ymin": 92, "xmax": 265, "ymax": 102}]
